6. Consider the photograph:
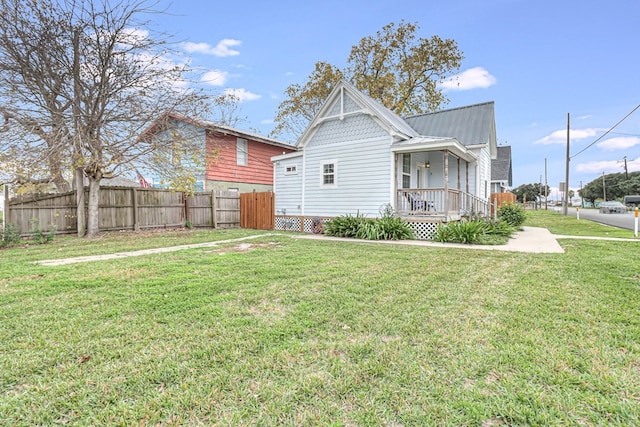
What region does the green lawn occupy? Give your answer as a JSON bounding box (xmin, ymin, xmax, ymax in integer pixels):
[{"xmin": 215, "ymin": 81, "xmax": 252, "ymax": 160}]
[
  {"xmin": 1, "ymin": 216, "xmax": 639, "ymax": 425},
  {"xmin": 524, "ymin": 208, "xmax": 636, "ymax": 238}
]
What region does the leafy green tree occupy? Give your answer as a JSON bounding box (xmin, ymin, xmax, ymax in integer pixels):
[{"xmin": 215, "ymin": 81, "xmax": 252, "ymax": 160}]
[
  {"xmin": 512, "ymin": 183, "xmax": 550, "ymax": 203},
  {"xmin": 272, "ymin": 21, "xmax": 463, "ymax": 140},
  {"xmin": 579, "ymin": 171, "xmax": 640, "ymax": 204}
]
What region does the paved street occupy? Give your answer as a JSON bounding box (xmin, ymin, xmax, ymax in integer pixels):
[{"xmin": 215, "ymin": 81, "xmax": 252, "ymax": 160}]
[{"xmin": 557, "ymin": 207, "xmax": 639, "ymax": 231}]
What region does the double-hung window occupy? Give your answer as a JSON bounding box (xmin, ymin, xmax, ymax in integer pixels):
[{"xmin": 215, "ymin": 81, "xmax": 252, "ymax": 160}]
[
  {"xmin": 236, "ymin": 138, "xmax": 248, "ymax": 166},
  {"xmin": 402, "ymin": 154, "xmax": 411, "ymax": 189},
  {"xmin": 321, "ymin": 160, "xmax": 337, "ymax": 187}
]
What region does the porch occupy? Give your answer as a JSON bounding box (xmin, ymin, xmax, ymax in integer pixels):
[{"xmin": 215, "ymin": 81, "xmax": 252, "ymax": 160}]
[{"xmin": 396, "ymin": 188, "xmax": 490, "ymax": 221}]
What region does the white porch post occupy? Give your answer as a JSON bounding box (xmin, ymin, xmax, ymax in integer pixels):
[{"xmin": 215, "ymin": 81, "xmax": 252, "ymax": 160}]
[
  {"xmin": 466, "ymin": 160, "xmax": 470, "ymax": 193},
  {"xmin": 457, "ymin": 157, "xmax": 461, "ymax": 190},
  {"xmin": 444, "ymin": 151, "xmax": 449, "ymax": 213}
]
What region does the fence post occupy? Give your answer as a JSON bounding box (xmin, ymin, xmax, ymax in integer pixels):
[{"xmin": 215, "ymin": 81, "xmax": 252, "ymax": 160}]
[
  {"xmin": 184, "ymin": 192, "xmax": 190, "ymax": 225},
  {"xmin": 211, "ymin": 191, "xmax": 217, "ymax": 229},
  {"xmin": 132, "ymin": 188, "xmax": 139, "ymax": 231},
  {"xmin": 3, "ymin": 185, "xmax": 8, "ymax": 232}
]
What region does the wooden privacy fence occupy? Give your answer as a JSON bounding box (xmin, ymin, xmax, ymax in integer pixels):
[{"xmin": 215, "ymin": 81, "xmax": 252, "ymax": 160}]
[
  {"xmin": 240, "ymin": 191, "xmax": 274, "ymax": 230},
  {"xmin": 4, "ymin": 186, "xmax": 239, "ymax": 236},
  {"xmin": 490, "ymin": 192, "xmax": 517, "ymax": 216}
]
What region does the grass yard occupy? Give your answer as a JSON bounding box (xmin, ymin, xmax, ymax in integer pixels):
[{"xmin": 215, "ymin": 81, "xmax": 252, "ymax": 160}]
[
  {"xmin": 1, "ymin": 215, "xmax": 640, "ymax": 425},
  {"xmin": 524, "ymin": 209, "xmax": 635, "ymax": 238}
]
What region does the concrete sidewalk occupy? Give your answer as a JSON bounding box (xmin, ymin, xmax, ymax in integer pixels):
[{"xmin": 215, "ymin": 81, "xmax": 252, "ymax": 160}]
[{"xmin": 295, "ymin": 226, "xmax": 566, "ymax": 254}]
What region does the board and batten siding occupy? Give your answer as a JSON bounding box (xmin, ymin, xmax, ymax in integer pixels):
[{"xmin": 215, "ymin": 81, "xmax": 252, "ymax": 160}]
[
  {"xmin": 302, "ymin": 113, "xmax": 391, "ymax": 217},
  {"xmin": 273, "ymin": 154, "xmax": 303, "ymax": 215}
]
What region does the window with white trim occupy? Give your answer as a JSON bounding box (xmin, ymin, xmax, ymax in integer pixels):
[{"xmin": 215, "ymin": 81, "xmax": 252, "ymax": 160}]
[
  {"xmin": 236, "ymin": 138, "xmax": 248, "ymax": 166},
  {"xmin": 285, "ymin": 164, "xmax": 298, "ymax": 175},
  {"xmin": 402, "ymin": 154, "xmax": 411, "ymax": 189},
  {"xmin": 321, "ymin": 161, "xmax": 337, "ymax": 187}
]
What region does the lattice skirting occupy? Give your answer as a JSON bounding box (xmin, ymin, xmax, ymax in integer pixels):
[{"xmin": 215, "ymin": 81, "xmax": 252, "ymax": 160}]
[
  {"xmin": 406, "ymin": 220, "xmax": 439, "ymax": 240},
  {"xmin": 274, "ymin": 216, "xmax": 332, "ymax": 233},
  {"xmin": 275, "ymin": 215, "xmax": 440, "ymax": 240}
]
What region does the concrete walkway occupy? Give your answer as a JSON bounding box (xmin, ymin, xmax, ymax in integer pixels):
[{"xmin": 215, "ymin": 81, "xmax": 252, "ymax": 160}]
[
  {"xmin": 35, "ymin": 227, "xmax": 640, "ymax": 266},
  {"xmin": 295, "ymin": 226, "xmax": 566, "ymax": 254},
  {"xmin": 35, "ymin": 234, "xmax": 278, "ymax": 266}
]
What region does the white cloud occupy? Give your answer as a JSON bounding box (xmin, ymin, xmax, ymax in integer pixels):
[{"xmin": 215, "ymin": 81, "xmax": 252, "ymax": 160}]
[
  {"xmin": 576, "ymin": 157, "xmax": 640, "ymax": 174},
  {"xmin": 596, "ymin": 136, "xmax": 640, "ymax": 151},
  {"xmin": 183, "ymin": 39, "xmax": 241, "ymax": 57},
  {"xmin": 201, "ymin": 70, "xmax": 229, "ymax": 86},
  {"xmin": 440, "ymin": 67, "xmax": 496, "ymax": 91},
  {"xmin": 534, "ymin": 128, "xmax": 603, "ymax": 145},
  {"xmin": 260, "ymin": 119, "xmax": 274, "ymax": 125},
  {"xmin": 223, "ymin": 88, "xmax": 261, "ymax": 102}
]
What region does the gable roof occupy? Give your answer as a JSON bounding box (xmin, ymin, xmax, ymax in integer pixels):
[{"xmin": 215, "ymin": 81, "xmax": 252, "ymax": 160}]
[
  {"xmin": 404, "ymin": 101, "xmax": 496, "ymax": 150},
  {"xmin": 142, "ymin": 112, "xmax": 296, "ymax": 151},
  {"xmin": 491, "ymin": 145, "xmax": 513, "ymax": 185},
  {"xmin": 297, "ymin": 80, "xmax": 418, "ymax": 147}
]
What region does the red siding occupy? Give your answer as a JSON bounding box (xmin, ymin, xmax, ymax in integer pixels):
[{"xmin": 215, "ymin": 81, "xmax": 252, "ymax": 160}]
[{"xmin": 205, "ymin": 131, "xmax": 294, "ymax": 185}]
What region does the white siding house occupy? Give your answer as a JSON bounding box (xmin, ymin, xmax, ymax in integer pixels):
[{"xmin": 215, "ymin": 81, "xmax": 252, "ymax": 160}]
[{"xmin": 272, "ymin": 80, "xmax": 497, "ymax": 233}]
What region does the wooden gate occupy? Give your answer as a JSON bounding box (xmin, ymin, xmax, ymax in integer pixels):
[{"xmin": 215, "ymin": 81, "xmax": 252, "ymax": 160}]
[{"xmin": 240, "ymin": 191, "xmax": 274, "ymax": 230}]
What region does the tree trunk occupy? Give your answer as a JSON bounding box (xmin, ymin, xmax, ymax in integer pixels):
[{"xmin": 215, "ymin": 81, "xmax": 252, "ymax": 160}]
[{"xmin": 86, "ymin": 176, "xmax": 101, "ymax": 238}]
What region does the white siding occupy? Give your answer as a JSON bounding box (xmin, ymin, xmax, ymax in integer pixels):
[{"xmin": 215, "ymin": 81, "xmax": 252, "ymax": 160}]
[
  {"xmin": 303, "ymin": 114, "xmax": 391, "ymax": 217},
  {"xmin": 468, "ymin": 145, "xmax": 492, "ymax": 200},
  {"xmin": 274, "ymin": 155, "xmax": 303, "ymax": 215}
]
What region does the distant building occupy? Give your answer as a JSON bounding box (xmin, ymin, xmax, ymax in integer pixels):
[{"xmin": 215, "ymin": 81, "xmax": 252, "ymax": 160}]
[{"xmin": 490, "ymin": 145, "xmax": 512, "ymax": 193}]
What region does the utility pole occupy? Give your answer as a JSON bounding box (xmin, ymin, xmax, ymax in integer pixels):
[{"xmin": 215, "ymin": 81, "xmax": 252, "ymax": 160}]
[
  {"xmin": 539, "ymin": 175, "xmax": 542, "ymax": 210},
  {"xmin": 544, "ymin": 158, "xmax": 548, "ymax": 210},
  {"xmin": 624, "ymin": 156, "xmax": 629, "ymax": 180},
  {"xmin": 563, "ymin": 113, "xmax": 570, "ymax": 215},
  {"xmin": 602, "ymin": 172, "xmax": 607, "ymax": 201}
]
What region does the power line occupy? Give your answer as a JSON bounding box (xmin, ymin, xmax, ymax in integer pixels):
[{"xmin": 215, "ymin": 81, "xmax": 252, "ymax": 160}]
[{"xmin": 570, "ymin": 104, "xmax": 640, "ymax": 159}]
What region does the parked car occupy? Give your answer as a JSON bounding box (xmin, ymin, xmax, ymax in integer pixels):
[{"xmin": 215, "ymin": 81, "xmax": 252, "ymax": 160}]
[
  {"xmin": 623, "ymin": 195, "xmax": 640, "ymax": 208},
  {"xmin": 599, "ymin": 201, "xmax": 628, "ymax": 214}
]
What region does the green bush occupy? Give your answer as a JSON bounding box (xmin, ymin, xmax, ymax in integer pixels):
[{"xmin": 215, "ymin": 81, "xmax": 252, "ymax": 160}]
[
  {"xmin": 323, "ymin": 209, "xmax": 414, "ymax": 241},
  {"xmin": 29, "ymin": 219, "xmax": 56, "ymax": 244},
  {"xmin": 434, "ymin": 220, "xmax": 487, "ymax": 244},
  {"xmin": 323, "ymin": 212, "xmax": 365, "ymax": 238},
  {"xmin": 498, "ymin": 202, "xmax": 526, "ymax": 228},
  {"xmin": 1, "ymin": 223, "xmax": 22, "ymax": 247},
  {"xmin": 434, "ymin": 218, "xmax": 516, "ymax": 245},
  {"xmin": 483, "ymin": 218, "xmax": 516, "ymax": 237}
]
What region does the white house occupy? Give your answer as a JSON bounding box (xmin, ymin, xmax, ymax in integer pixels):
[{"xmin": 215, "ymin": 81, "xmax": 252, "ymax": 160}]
[{"xmin": 272, "ymin": 80, "xmax": 497, "ymax": 238}]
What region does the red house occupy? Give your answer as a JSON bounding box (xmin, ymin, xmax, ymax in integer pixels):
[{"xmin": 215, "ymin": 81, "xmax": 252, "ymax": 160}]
[{"xmin": 143, "ymin": 114, "xmax": 296, "ymax": 192}]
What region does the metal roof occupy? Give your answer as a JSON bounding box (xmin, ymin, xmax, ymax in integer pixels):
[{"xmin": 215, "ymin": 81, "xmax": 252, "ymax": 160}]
[
  {"xmin": 491, "ymin": 145, "xmax": 512, "ymax": 184},
  {"xmin": 403, "ymin": 101, "xmax": 495, "ymax": 147}
]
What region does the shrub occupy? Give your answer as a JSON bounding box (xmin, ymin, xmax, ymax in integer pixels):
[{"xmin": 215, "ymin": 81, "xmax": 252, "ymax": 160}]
[
  {"xmin": 29, "ymin": 219, "xmax": 56, "ymax": 244},
  {"xmin": 323, "ymin": 212, "xmax": 365, "ymax": 238},
  {"xmin": 0, "ymin": 223, "xmax": 22, "ymax": 247},
  {"xmin": 434, "ymin": 220, "xmax": 487, "ymax": 244},
  {"xmin": 434, "ymin": 218, "xmax": 516, "ymax": 245},
  {"xmin": 498, "ymin": 202, "xmax": 526, "ymax": 228},
  {"xmin": 483, "ymin": 218, "xmax": 516, "ymax": 237},
  {"xmin": 323, "ymin": 209, "xmax": 413, "ymax": 240}
]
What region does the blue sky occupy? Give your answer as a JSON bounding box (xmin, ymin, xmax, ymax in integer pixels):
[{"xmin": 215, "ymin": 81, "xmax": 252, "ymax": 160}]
[{"xmin": 152, "ymin": 0, "xmax": 640, "ymax": 194}]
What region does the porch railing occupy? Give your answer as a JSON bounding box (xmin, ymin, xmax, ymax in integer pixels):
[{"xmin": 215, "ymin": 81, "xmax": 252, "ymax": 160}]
[{"xmin": 396, "ymin": 188, "xmax": 490, "ymax": 217}]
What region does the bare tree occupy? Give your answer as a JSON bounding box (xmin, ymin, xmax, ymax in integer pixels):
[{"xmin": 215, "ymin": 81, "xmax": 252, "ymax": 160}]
[{"xmin": 0, "ymin": 0, "xmax": 211, "ymax": 237}]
